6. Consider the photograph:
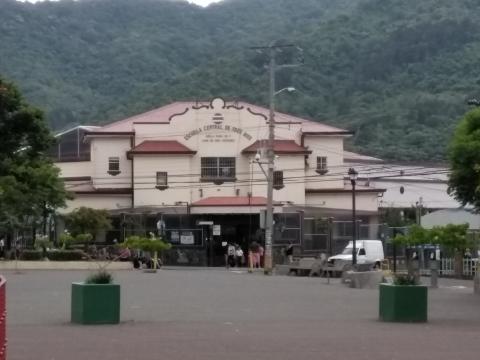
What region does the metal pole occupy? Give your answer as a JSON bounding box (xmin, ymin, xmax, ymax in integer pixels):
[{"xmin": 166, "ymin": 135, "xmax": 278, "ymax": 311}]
[
  {"xmin": 352, "ymin": 180, "xmax": 357, "ymax": 267},
  {"xmin": 264, "ymin": 45, "xmax": 276, "ymax": 275},
  {"xmin": 392, "ymin": 228, "xmax": 397, "ymax": 274}
]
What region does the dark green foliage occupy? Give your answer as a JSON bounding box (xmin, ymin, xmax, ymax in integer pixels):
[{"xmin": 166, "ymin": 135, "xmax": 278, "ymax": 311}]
[
  {"xmin": 1, "ymin": 0, "xmax": 480, "ymax": 160},
  {"xmin": 448, "ymin": 109, "xmax": 480, "ymax": 209},
  {"xmin": 393, "ymin": 274, "xmax": 418, "ymax": 286},
  {"xmin": 63, "ymin": 207, "xmax": 112, "ymax": 239},
  {"xmin": 123, "ymin": 235, "xmax": 171, "ymax": 253},
  {"xmin": 0, "ymin": 76, "xmax": 69, "ymax": 229},
  {"xmin": 20, "ymin": 249, "xmax": 43, "ymax": 261},
  {"xmin": 85, "ymin": 270, "xmax": 113, "ymax": 284},
  {"xmin": 47, "ymin": 250, "xmax": 85, "ymax": 261}
]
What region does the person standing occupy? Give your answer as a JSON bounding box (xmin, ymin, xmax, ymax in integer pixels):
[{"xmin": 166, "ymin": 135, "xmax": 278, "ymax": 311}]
[
  {"xmin": 250, "ymin": 241, "xmax": 260, "ymax": 268},
  {"xmin": 258, "ymin": 244, "xmax": 264, "ymax": 268},
  {"xmin": 235, "ymin": 245, "xmax": 244, "ymax": 267},
  {"xmin": 227, "ymin": 243, "xmax": 236, "ymax": 268},
  {"xmin": 285, "ymin": 242, "xmax": 294, "ymax": 264},
  {"xmin": 0, "ymin": 237, "xmax": 4, "ymax": 259}
]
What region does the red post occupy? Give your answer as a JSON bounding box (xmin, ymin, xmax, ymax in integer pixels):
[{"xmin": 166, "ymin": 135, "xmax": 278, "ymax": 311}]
[{"xmin": 0, "ymin": 276, "xmax": 6, "ymax": 360}]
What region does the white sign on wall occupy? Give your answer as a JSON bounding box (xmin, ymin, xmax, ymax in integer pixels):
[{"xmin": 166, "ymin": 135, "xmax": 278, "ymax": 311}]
[
  {"xmin": 180, "ymin": 232, "xmax": 195, "ymax": 245},
  {"xmin": 213, "ymin": 225, "xmax": 221, "ymax": 236}
]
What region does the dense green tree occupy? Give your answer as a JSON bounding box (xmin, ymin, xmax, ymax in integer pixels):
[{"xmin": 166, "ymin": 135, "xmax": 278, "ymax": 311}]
[
  {"xmin": 448, "ymin": 109, "xmax": 480, "ymax": 210},
  {"xmin": 63, "ymin": 207, "xmax": 112, "ymax": 240},
  {"xmin": 0, "ymin": 77, "xmax": 69, "ymax": 234},
  {"xmin": 1, "ymin": 0, "xmax": 480, "ymax": 161}
]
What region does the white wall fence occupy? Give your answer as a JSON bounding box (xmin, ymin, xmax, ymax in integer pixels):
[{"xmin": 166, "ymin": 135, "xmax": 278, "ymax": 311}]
[{"xmin": 419, "ymin": 258, "xmax": 477, "ymax": 277}]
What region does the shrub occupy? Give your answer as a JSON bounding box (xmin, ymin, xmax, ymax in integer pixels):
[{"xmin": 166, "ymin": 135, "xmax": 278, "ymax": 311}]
[
  {"xmin": 393, "ymin": 273, "xmax": 418, "ymax": 286},
  {"xmin": 85, "ymin": 270, "xmax": 113, "ymax": 284},
  {"xmin": 20, "ymin": 250, "xmax": 43, "ymax": 261},
  {"xmin": 47, "ymin": 250, "xmax": 85, "ymax": 261}
]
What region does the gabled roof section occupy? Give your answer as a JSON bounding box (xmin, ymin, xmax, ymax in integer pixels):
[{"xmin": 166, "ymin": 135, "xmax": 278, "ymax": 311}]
[
  {"xmin": 54, "ymin": 125, "xmax": 100, "ymax": 137},
  {"xmin": 242, "ymin": 140, "xmax": 311, "ymax": 155},
  {"xmin": 344, "ymin": 151, "xmax": 384, "ymax": 164},
  {"xmin": 127, "ymin": 140, "xmax": 196, "ymax": 158},
  {"xmin": 88, "ymin": 99, "xmax": 351, "ymax": 134}
]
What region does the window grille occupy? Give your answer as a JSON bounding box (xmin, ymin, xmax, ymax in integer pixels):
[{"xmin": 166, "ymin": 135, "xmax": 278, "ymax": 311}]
[
  {"xmin": 273, "ymin": 170, "xmax": 284, "ymax": 190},
  {"xmin": 108, "ymin": 157, "xmax": 120, "ymax": 175},
  {"xmin": 201, "ymin": 157, "xmax": 236, "ymax": 182},
  {"xmin": 156, "ymin": 172, "xmax": 168, "ymax": 189},
  {"xmin": 316, "ymin": 156, "xmax": 328, "ymax": 174}
]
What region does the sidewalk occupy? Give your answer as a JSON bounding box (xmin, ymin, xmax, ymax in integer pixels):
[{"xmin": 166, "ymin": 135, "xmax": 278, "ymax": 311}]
[{"xmin": 0, "ymin": 260, "xmax": 132, "ymax": 270}]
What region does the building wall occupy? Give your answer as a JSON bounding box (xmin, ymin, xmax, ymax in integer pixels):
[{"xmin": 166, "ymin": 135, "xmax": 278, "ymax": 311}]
[
  {"xmin": 305, "ymin": 192, "xmax": 379, "ymax": 212},
  {"xmin": 303, "ymin": 136, "xmax": 345, "ymax": 189},
  {"xmin": 91, "ymin": 137, "xmax": 132, "ymax": 189},
  {"xmin": 54, "ymin": 99, "xmax": 381, "ymax": 218},
  {"xmin": 133, "ymin": 155, "xmax": 192, "ymax": 207},
  {"xmin": 58, "ymin": 194, "xmax": 132, "ymax": 214},
  {"xmin": 55, "ymin": 161, "xmax": 93, "ymax": 178}
]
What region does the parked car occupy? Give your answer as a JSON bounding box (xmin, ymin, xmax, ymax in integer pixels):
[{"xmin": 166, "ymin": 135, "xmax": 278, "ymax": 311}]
[{"xmin": 327, "ymin": 240, "xmax": 384, "ymax": 276}]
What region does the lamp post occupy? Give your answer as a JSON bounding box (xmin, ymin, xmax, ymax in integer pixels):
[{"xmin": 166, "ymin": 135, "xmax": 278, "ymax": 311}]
[{"xmin": 348, "ymin": 168, "xmax": 358, "ymax": 267}]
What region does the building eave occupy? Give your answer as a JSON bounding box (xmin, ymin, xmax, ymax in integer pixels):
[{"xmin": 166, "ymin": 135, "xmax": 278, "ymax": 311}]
[
  {"xmin": 306, "ymin": 188, "xmax": 386, "ymax": 194},
  {"xmin": 74, "ymin": 188, "xmax": 133, "ymax": 195}
]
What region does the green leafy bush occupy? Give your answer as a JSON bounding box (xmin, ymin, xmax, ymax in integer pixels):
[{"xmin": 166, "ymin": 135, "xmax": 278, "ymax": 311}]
[
  {"xmin": 47, "ymin": 250, "xmax": 85, "ymax": 261},
  {"xmin": 34, "ymin": 235, "xmax": 53, "ymax": 251},
  {"xmin": 85, "ymin": 270, "xmax": 113, "ymax": 284},
  {"xmin": 20, "ymin": 250, "xmax": 43, "ymax": 261},
  {"xmin": 393, "ymin": 274, "xmax": 418, "ymax": 286}
]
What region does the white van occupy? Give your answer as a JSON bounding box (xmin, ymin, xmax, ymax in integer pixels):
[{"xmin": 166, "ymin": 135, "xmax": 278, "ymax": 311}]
[{"xmin": 327, "ymin": 240, "xmax": 384, "ymax": 274}]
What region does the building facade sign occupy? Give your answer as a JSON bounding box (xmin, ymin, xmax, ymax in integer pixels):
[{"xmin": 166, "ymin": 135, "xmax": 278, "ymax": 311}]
[{"xmin": 184, "ymin": 124, "xmax": 253, "ymax": 142}]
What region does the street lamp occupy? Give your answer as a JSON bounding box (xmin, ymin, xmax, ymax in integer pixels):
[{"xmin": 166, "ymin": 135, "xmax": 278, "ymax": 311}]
[
  {"xmin": 348, "ymin": 167, "xmax": 358, "ymax": 267},
  {"xmin": 274, "ymin": 87, "xmax": 296, "ymax": 96}
]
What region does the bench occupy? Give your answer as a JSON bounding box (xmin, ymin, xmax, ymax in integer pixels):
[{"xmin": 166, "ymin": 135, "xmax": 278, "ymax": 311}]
[{"xmin": 288, "ymin": 257, "xmax": 326, "ymax": 277}]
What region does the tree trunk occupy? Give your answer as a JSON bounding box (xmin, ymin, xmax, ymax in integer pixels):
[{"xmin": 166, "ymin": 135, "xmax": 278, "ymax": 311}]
[{"xmin": 153, "ymin": 251, "xmax": 158, "ymax": 271}]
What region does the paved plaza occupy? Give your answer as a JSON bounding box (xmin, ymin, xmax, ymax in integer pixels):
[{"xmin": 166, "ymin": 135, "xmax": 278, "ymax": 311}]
[{"xmin": 4, "ymin": 268, "xmax": 480, "ymax": 359}]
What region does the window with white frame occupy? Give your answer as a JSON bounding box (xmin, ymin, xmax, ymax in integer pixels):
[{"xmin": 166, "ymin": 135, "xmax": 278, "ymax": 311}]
[
  {"xmin": 273, "ymin": 170, "xmax": 284, "ymax": 190},
  {"xmin": 107, "ymin": 157, "xmax": 120, "ymax": 175},
  {"xmin": 156, "ymin": 172, "xmax": 168, "ymax": 189},
  {"xmin": 201, "ymin": 157, "xmax": 236, "ymax": 181},
  {"xmin": 316, "ymin": 156, "xmax": 328, "ymax": 174}
]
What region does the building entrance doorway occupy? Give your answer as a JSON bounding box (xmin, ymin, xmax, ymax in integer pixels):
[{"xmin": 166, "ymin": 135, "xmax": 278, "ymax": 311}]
[{"xmin": 202, "ymin": 214, "xmax": 260, "ymax": 267}]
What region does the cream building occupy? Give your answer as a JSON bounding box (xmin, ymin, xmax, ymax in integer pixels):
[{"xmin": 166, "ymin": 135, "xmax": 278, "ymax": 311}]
[{"xmin": 52, "ymin": 98, "xmax": 386, "ymax": 265}]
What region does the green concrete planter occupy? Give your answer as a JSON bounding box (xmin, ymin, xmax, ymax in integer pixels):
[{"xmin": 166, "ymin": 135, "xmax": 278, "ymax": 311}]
[
  {"xmin": 379, "ymin": 283, "xmax": 427, "ymax": 322},
  {"xmin": 71, "ymin": 282, "xmax": 120, "ymax": 324}
]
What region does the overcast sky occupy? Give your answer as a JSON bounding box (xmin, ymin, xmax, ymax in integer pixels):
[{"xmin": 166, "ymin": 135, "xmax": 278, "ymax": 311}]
[{"xmin": 18, "ymin": 0, "xmax": 224, "ymax": 7}]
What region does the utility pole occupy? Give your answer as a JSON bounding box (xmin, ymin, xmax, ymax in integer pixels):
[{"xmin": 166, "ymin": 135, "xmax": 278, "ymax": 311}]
[
  {"xmin": 250, "ymin": 42, "xmax": 303, "ymax": 275},
  {"xmin": 264, "ymin": 46, "xmax": 276, "ymax": 274}
]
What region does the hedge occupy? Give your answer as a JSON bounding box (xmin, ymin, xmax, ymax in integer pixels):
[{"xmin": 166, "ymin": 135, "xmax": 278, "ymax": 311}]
[
  {"xmin": 20, "ymin": 250, "xmax": 43, "ymax": 261},
  {"xmin": 47, "ymin": 250, "xmax": 86, "ymax": 261}
]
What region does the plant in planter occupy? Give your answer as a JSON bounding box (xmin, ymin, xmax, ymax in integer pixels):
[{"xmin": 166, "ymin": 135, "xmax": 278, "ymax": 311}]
[
  {"xmin": 124, "ymin": 233, "xmax": 171, "ymax": 273},
  {"xmin": 71, "ymin": 269, "xmax": 120, "ymax": 325},
  {"xmin": 379, "ymin": 273, "xmax": 428, "ymax": 322},
  {"xmin": 34, "ymin": 235, "xmax": 53, "ymax": 259}
]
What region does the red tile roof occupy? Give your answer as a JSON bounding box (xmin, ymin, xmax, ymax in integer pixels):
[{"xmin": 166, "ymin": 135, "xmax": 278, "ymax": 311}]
[
  {"xmin": 127, "ymin": 141, "xmax": 196, "ymax": 157},
  {"xmin": 242, "ymin": 140, "xmax": 311, "ymax": 154},
  {"xmin": 87, "ymin": 100, "xmax": 351, "ymax": 134},
  {"xmin": 192, "ymin": 196, "xmax": 272, "ymax": 206}
]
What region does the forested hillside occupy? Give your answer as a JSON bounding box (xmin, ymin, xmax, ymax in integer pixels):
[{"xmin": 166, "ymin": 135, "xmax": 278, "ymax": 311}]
[{"xmin": 1, "ymin": 0, "xmax": 480, "ymax": 161}]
